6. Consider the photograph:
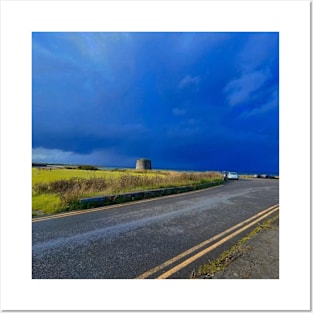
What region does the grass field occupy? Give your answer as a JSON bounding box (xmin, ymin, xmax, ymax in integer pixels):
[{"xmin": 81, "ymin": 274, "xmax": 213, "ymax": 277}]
[
  {"xmin": 32, "ymin": 167, "xmax": 223, "ymax": 216},
  {"xmin": 32, "ymin": 168, "xmax": 128, "ymax": 184}
]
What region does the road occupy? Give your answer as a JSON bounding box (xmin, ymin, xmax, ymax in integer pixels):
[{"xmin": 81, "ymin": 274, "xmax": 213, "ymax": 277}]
[{"xmin": 32, "ymin": 178, "xmax": 279, "ymax": 279}]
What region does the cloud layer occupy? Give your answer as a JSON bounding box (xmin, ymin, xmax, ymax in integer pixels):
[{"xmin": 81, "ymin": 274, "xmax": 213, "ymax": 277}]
[{"xmin": 32, "ymin": 32, "xmax": 279, "ymax": 173}]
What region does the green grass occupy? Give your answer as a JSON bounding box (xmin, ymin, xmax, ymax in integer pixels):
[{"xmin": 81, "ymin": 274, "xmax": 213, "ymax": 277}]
[
  {"xmin": 32, "ymin": 168, "xmax": 169, "ymax": 185},
  {"xmin": 33, "ymin": 168, "xmax": 118, "ymax": 184},
  {"xmin": 32, "ymin": 193, "xmax": 62, "ymax": 216},
  {"xmin": 192, "ymin": 214, "xmax": 279, "ymax": 278},
  {"xmin": 32, "ymin": 168, "xmax": 223, "ymax": 216}
]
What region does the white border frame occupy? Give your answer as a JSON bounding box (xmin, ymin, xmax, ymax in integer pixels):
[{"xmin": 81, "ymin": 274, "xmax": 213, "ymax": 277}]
[{"xmin": 1, "ymin": 0, "xmax": 311, "ymax": 311}]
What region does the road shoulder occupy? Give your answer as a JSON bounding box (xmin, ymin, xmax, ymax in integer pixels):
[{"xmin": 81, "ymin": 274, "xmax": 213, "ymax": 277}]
[{"xmin": 194, "ymin": 215, "xmax": 279, "ymax": 279}]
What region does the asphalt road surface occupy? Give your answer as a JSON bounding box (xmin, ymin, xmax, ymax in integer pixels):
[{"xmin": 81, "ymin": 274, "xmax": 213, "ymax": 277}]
[{"xmin": 32, "ymin": 178, "xmax": 279, "ymax": 279}]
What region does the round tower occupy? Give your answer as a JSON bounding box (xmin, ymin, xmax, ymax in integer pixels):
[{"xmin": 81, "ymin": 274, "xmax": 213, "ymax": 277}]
[{"xmin": 136, "ymin": 158, "xmax": 152, "ymax": 170}]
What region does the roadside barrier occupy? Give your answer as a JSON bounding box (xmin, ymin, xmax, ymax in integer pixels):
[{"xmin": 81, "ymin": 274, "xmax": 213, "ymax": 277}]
[
  {"xmin": 79, "ymin": 180, "xmax": 224, "ymax": 208},
  {"xmin": 33, "ymin": 180, "xmax": 225, "ymax": 222}
]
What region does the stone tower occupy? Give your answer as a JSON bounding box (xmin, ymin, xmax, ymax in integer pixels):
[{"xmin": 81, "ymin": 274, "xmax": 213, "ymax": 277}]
[{"xmin": 136, "ymin": 158, "xmax": 152, "ymax": 170}]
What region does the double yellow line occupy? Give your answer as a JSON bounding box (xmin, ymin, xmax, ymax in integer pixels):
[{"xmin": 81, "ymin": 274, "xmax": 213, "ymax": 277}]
[
  {"xmin": 32, "ymin": 185, "xmax": 224, "ymax": 223},
  {"xmin": 32, "ymin": 202, "xmax": 128, "ymax": 223},
  {"xmin": 136, "ymin": 204, "xmax": 279, "ymax": 279}
]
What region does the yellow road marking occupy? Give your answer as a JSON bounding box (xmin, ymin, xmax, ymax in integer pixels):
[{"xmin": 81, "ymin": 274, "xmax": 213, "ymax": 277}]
[
  {"xmin": 32, "ymin": 184, "xmax": 223, "ymax": 223},
  {"xmin": 32, "ymin": 202, "xmax": 128, "ymax": 222},
  {"xmin": 135, "ymin": 204, "xmax": 279, "ymax": 279},
  {"xmin": 157, "ymin": 206, "xmax": 279, "ymax": 279}
]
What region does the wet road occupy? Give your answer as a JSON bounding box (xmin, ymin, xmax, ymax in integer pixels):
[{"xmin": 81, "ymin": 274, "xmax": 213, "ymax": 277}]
[{"xmin": 32, "ymin": 178, "xmax": 279, "ymax": 279}]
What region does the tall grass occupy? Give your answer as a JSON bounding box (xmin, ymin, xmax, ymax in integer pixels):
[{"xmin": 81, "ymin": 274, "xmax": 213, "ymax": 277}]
[{"xmin": 32, "ymin": 169, "xmax": 223, "ymax": 216}]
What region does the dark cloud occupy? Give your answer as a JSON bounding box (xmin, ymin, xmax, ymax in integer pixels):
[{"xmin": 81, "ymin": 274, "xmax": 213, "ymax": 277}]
[{"xmin": 32, "ymin": 32, "xmax": 279, "ymax": 173}]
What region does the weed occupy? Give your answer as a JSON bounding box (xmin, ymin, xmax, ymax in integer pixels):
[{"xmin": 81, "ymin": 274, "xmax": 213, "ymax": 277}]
[
  {"xmin": 32, "ymin": 168, "xmax": 223, "ymax": 215},
  {"xmin": 192, "ymin": 214, "xmax": 279, "ymax": 278}
]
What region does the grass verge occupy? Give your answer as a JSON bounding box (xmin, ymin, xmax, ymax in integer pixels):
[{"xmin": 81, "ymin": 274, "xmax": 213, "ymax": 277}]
[
  {"xmin": 32, "ymin": 168, "xmax": 223, "ymax": 216},
  {"xmin": 191, "ymin": 214, "xmax": 279, "ymax": 279}
]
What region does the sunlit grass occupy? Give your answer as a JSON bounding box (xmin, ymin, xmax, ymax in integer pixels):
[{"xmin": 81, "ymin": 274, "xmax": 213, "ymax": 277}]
[
  {"xmin": 33, "ymin": 168, "xmax": 114, "ymax": 184},
  {"xmin": 32, "ymin": 168, "xmax": 166, "ymax": 185},
  {"xmin": 32, "ymin": 193, "xmax": 62, "ymax": 216},
  {"xmin": 32, "ymin": 168, "xmax": 223, "ymax": 216}
]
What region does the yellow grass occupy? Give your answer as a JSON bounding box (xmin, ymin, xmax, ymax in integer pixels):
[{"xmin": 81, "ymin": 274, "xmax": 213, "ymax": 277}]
[{"xmin": 32, "ymin": 168, "xmax": 223, "ymax": 216}]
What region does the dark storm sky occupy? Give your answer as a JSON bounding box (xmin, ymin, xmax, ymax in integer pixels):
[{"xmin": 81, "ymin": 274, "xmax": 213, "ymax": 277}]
[{"xmin": 32, "ymin": 32, "xmax": 279, "ymax": 173}]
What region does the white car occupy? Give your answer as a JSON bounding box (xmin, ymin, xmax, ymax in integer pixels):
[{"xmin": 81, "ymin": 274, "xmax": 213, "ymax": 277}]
[{"xmin": 227, "ymin": 172, "xmax": 239, "ymax": 180}]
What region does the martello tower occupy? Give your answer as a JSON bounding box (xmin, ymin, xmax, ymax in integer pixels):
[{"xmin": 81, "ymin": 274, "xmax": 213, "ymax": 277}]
[{"xmin": 136, "ymin": 158, "xmax": 152, "ymax": 170}]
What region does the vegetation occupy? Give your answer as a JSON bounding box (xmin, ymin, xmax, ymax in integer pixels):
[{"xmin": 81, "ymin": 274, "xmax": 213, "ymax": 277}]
[
  {"xmin": 77, "ymin": 165, "xmax": 99, "ymax": 170},
  {"xmin": 191, "ymin": 214, "xmax": 279, "ymax": 278},
  {"xmin": 32, "ymin": 168, "xmax": 223, "ymax": 216}
]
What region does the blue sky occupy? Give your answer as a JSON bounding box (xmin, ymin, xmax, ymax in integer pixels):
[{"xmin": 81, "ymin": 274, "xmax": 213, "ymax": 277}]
[{"xmin": 32, "ymin": 32, "xmax": 279, "ymax": 173}]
